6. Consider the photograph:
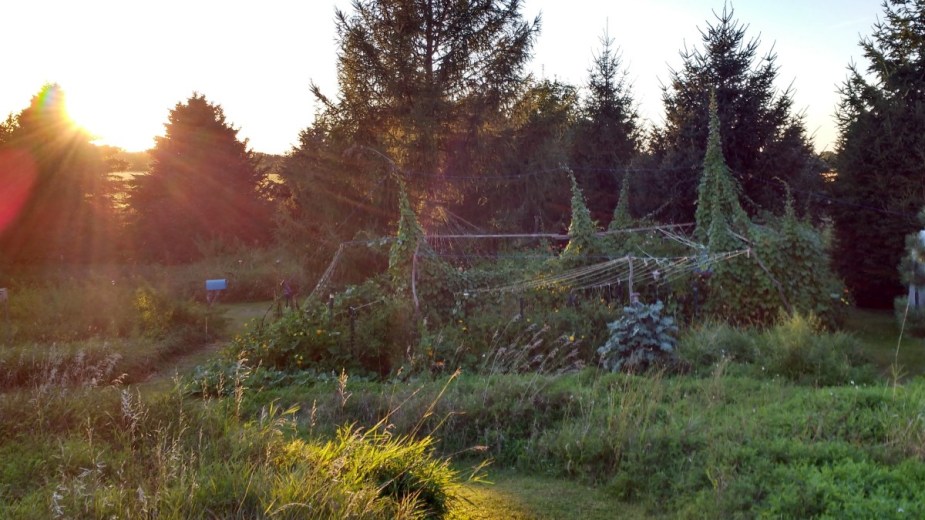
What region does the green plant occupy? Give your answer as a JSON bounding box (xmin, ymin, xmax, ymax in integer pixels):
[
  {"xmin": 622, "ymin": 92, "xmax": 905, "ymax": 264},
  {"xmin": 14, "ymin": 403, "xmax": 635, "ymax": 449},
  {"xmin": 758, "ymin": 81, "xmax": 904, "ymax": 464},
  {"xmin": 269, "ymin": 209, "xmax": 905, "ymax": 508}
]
[{"xmin": 597, "ymin": 300, "xmax": 678, "ymax": 373}]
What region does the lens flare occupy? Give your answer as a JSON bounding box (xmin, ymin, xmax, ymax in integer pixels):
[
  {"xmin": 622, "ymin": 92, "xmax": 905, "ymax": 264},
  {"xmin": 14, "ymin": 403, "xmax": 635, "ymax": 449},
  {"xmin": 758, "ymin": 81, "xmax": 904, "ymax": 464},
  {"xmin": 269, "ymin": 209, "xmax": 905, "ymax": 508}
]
[{"xmin": 0, "ymin": 149, "xmax": 37, "ymax": 234}]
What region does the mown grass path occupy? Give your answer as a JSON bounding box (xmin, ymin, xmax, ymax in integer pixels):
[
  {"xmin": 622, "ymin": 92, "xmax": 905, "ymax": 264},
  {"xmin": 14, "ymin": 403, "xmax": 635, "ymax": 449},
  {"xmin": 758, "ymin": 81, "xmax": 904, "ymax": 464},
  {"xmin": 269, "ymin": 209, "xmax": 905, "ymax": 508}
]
[{"xmin": 141, "ymin": 300, "xmax": 272, "ymax": 387}]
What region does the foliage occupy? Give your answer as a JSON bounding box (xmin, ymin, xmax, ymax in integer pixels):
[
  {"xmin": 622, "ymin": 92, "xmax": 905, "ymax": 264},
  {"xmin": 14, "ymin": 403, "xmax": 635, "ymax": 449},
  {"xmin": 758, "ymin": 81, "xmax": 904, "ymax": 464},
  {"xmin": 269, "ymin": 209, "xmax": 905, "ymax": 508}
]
[
  {"xmin": 295, "ymin": 0, "xmax": 539, "ymax": 236},
  {"xmin": 571, "ymin": 28, "xmax": 641, "ymax": 221},
  {"xmin": 694, "ymin": 97, "xmax": 846, "ymax": 326},
  {"xmin": 227, "ymin": 279, "xmax": 414, "ymax": 376},
  {"xmin": 650, "ymin": 6, "xmax": 818, "ymax": 222},
  {"xmin": 833, "ymin": 0, "xmax": 925, "ymax": 307},
  {"xmin": 0, "ymin": 84, "xmax": 122, "ymax": 265},
  {"xmin": 608, "ymin": 171, "xmax": 633, "ymax": 232},
  {"xmin": 0, "ymin": 381, "xmax": 461, "ymax": 519},
  {"xmin": 561, "ymin": 173, "xmax": 602, "ymax": 260},
  {"xmin": 679, "ymin": 313, "xmax": 875, "ymax": 386},
  {"xmin": 130, "ymin": 93, "xmax": 271, "ymax": 263},
  {"xmin": 597, "ymin": 301, "xmax": 678, "ymax": 373},
  {"xmin": 389, "ymin": 186, "xmax": 428, "ymax": 291},
  {"xmin": 497, "ymin": 79, "xmax": 577, "ymax": 231},
  {"xmin": 242, "ymin": 367, "xmax": 925, "ymax": 518},
  {"xmin": 694, "ymin": 91, "xmax": 747, "ymax": 241}
]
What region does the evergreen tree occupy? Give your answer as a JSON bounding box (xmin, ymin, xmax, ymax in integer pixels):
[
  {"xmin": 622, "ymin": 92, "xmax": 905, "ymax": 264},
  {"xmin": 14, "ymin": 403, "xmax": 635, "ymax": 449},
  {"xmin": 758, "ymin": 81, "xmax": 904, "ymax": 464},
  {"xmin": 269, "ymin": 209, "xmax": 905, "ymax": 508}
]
[
  {"xmin": 285, "ymin": 0, "xmax": 538, "ymax": 243},
  {"xmin": 571, "ymin": 27, "xmax": 641, "ymax": 221},
  {"xmin": 651, "ymin": 6, "xmax": 816, "ymax": 222},
  {"xmin": 0, "ymin": 84, "xmax": 117, "ymax": 264},
  {"xmin": 130, "ymin": 94, "xmax": 270, "ymax": 262},
  {"xmin": 833, "ymin": 0, "xmax": 925, "ymax": 307},
  {"xmin": 498, "ymin": 79, "xmax": 578, "ymax": 232}
]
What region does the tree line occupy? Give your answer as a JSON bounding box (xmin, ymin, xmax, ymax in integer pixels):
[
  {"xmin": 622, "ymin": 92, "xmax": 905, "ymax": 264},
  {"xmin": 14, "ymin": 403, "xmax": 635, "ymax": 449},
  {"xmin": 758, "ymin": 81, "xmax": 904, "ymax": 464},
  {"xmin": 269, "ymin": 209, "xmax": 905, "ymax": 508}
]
[{"xmin": 0, "ymin": 0, "xmax": 921, "ymax": 308}]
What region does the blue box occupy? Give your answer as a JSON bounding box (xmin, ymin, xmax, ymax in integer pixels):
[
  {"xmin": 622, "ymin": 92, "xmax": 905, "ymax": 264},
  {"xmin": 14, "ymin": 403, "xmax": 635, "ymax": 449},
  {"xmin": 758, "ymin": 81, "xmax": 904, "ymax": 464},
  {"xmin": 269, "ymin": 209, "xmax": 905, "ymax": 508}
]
[{"xmin": 205, "ymin": 279, "xmax": 227, "ymax": 291}]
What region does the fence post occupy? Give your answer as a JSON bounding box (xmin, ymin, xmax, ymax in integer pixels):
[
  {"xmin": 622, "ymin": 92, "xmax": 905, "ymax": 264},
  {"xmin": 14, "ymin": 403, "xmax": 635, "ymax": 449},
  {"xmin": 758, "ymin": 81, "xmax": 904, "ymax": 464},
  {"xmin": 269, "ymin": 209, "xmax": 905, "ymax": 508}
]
[
  {"xmin": 627, "ymin": 256, "xmax": 635, "ymax": 303},
  {"xmin": 328, "ymin": 294, "xmax": 335, "ymax": 326},
  {"xmin": 349, "ymin": 307, "xmax": 356, "ymax": 352}
]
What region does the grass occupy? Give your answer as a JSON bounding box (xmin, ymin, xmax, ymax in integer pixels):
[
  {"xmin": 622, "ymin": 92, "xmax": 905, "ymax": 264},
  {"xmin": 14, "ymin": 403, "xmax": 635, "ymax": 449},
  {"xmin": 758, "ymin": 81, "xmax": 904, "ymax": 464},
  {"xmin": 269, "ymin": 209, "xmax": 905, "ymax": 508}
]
[
  {"xmin": 4, "ymin": 291, "xmax": 925, "ymax": 518},
  {"xmin": 843, "ymin": 308, "xmax": 925, "ymax": 378},
  {"xmin": 450, "ymin": 469, "xmax": 656, "ymax": 519}
]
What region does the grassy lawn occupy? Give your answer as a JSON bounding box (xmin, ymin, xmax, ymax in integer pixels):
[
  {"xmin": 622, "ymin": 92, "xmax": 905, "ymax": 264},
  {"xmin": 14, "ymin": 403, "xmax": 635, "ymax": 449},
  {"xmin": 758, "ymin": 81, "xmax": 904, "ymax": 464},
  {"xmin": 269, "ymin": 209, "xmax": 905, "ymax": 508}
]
[
  {"xmin": 451, "ymin": 469, "xmax": 656, "ymax": 519},
  {"xmin": 843, "ymin": 308, "xmax": 925, "ymax": 379}
]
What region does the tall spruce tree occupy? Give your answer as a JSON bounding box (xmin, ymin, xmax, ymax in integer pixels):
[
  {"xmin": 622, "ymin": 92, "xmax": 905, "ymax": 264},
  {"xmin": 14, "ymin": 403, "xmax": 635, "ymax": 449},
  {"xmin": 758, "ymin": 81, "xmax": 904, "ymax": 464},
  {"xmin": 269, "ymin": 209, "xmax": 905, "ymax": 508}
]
[
  {"xmin": 130, "ymin": 94, "xmax": 270, "ymax": 262},
  {"xmin": 312, "ymin": 0, "xmax": 538, "ymax": 222},
  {"xmin": 0, "ymin": 84, "xmax": 117, "ymax": 264},
  {"xmin": 651, "ymin": 6, "xmax": 816, "ymax": 222},
  {"xmin": 499, "ymin": 79, "xmax": 578, "ymax": 232},
  {"xmin": 833, "ymin": 0, "xmax": 925, "ymax": 308},
  {"xmin": 571, "ymin": 27, "xmax": 641, "ymax": 222}
]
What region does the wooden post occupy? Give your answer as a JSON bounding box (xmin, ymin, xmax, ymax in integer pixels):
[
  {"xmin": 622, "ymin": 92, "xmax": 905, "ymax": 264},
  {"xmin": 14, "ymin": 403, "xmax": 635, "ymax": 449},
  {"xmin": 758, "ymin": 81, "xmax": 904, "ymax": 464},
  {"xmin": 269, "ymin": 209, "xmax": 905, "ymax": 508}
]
[
  {"xmin": 627, "ymin": 256, "xmax": 635, "ymax": 303},
  {"xmin": 411, "ymin": 243, "xmax": 421, "ymax": 314},
  {"xmin": 328, "ymin": 294, "xmax": 335, "ymax": 326},
  {"xmin": 349, "ymin": 307, "xmax": 356, "ymax": 351}
]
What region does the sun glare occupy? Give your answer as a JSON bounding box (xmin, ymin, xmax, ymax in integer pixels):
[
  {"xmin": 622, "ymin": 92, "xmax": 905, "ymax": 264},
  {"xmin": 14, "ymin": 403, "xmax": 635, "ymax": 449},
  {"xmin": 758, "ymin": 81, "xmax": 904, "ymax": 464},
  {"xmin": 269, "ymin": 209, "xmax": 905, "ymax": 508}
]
[{"xmin": 66, "ymin": 93, "xmax": 158, "ymax": 152}]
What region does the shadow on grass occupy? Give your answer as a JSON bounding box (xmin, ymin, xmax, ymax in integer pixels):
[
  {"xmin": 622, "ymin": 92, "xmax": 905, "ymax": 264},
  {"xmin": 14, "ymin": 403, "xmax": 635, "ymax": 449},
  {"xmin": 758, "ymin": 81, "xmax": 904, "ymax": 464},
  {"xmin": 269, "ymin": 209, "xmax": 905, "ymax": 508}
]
[
  {"xmin": 844, "ymin": 308, "xmax": 925, "ymax": 379},
  {"xmin": 450, "ymin": 469, "xmax": 658, "ymax": 520}
]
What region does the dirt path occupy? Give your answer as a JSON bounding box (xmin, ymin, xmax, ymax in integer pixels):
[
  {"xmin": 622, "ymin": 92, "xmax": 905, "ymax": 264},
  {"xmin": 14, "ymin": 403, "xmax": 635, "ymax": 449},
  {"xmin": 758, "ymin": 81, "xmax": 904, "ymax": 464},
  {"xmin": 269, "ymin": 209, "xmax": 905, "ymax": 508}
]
[{"xmin": 141, "ymin": 301, "xmax": 273, "ymax": 387}]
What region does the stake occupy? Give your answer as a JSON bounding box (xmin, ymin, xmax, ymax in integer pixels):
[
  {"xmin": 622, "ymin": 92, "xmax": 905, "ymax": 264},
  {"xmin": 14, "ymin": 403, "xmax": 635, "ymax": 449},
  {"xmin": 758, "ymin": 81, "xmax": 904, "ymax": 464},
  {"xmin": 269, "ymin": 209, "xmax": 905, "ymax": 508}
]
[{"xmin": 349, "ymin": 307, "xmax": 356, "ymax": 352}]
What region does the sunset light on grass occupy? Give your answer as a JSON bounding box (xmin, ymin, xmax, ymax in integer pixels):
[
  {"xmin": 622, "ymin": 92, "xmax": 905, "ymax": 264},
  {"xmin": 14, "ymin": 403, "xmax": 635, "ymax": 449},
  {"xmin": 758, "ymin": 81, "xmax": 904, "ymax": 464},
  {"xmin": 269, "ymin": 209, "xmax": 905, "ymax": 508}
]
[{"xmin": 4, "ymin": 1, "xmax": 925, "ymax": 518}]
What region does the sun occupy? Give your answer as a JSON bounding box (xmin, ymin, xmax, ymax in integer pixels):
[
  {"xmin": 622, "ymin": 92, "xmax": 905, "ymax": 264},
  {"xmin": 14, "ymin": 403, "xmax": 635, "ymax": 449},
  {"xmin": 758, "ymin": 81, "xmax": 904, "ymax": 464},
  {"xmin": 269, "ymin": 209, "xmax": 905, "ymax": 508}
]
[{"xmin": 65, "ymin": 89, "xmax": 160, "ymax": 152}]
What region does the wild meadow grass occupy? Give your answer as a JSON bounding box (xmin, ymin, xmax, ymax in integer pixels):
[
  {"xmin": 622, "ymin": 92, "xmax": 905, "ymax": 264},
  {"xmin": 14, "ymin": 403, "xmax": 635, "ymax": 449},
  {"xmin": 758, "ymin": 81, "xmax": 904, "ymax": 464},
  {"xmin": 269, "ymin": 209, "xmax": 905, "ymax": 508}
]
[
  {"xmin": 2, "ymin": 298, "xmax": 924, "ymax": 519},
  {"xmin": 240, "ymin": 363, "xmax": 925, "ymax": 518},
  {"xmin": 0, "ymin": 375, "xmax": 463, "ymax": 519}
]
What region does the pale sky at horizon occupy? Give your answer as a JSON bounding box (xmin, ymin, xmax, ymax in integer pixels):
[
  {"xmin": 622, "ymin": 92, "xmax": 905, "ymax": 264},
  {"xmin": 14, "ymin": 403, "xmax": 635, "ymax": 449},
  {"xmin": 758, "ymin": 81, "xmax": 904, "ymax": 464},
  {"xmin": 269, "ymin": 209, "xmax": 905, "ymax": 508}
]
[{"xmin": 1, "ymin": 0, "xmax": 882, "ymax": 155}]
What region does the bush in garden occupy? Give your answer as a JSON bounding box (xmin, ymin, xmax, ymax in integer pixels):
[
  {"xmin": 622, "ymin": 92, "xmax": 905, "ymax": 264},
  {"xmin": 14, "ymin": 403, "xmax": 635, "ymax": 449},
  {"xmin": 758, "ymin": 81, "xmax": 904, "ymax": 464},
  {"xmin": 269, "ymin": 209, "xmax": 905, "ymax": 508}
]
[
  {"xmin": 229, "ymin": 279, "xmax": 414, "ymax": 376},
  {"xmin": 598, "ymin": 300, "xmax": 678, "ymax": 373},
  {"xmin": 6, "ymin": 279, "xmax": 137, "ymax": 342},
  {"xmin": 757, "ymin": 313, "xmax": 875, "ymax": 386},
  {"xmin": 133, "ymin": 284, "xmax": 215, "ymax": 346},
  {"xmin": 696, "ymin": 94, "xmax": 846, "ymax": 327}
]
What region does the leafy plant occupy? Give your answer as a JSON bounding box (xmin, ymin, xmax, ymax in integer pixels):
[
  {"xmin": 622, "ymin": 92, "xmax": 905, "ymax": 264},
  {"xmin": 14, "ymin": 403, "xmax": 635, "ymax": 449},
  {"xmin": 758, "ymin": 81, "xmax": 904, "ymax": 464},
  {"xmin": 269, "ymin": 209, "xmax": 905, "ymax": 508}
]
[{"xmin": 597, "ymin": 300, "xmax": 678, "ymax": 373}]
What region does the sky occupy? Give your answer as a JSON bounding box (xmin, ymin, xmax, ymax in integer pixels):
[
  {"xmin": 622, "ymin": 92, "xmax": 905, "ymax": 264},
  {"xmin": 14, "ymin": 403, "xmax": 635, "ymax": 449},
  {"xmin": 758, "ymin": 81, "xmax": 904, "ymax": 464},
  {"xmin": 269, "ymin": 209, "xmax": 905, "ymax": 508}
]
[{"xmin": 1, "ymin": 0, "xmax": 882, "ymax": 155}]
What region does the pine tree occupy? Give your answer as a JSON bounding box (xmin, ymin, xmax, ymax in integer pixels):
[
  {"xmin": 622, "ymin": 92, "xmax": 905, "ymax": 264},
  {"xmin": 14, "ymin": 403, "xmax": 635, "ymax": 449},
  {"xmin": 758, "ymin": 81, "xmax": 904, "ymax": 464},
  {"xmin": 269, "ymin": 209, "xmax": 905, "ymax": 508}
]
[
  {"xmin": 651, "ymin": 6, "xmax": 815, "ymax": 222},
  {"xmin": 571, "ymin": 27, "xmax": 641, "ymax": 220},
  {"xmin": 130, "ymin": 94, "xmax": 270, "ymax": 262},
  {"xmin": 833, "ymin": 0, "xmax": 925, "ymax": 307},
  {"xmin": 317, "ymin": 0, "xmax": 537, "ymax": 219},
  {"xmin": 499, "ymin": 79, "xmax": 578, "ymax": 231},
  {"xmin": 0, "ymin": 84, "xmax": 116, "ymax": 264}
]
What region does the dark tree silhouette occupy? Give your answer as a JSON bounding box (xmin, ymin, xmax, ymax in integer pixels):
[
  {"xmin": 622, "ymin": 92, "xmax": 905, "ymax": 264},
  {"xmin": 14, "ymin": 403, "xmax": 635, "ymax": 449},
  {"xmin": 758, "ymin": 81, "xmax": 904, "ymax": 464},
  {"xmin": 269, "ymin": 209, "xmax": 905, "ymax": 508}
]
[
  {"xmin": 570, "ymin": 28, "xmax": 642, "ymax": 223},
  {"xmin": 650, "ymin": 6, "xmax": 817, "ymax": 223},
  {"xmin": 0, "ymin": 84, "xmax": 117, "ymax": 265},
  {"xmin": 833, "ymin": 0, "xmax": 925, "ymax": 307},
  {"xmin": 130, "ymin": 94, "xmax": 270, "ymax": 262}
]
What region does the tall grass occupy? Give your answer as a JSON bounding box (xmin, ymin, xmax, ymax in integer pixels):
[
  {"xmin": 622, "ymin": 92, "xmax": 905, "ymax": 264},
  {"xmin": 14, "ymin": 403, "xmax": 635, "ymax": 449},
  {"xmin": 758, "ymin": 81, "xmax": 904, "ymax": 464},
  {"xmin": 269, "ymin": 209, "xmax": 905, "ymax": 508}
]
[
  {"xmin": 240, "ymin": 367, "xmax": 925, "ymax": 518},
  {"xmin": 0, "ymin": 372, "xmax": 462, "ymax": 519}
]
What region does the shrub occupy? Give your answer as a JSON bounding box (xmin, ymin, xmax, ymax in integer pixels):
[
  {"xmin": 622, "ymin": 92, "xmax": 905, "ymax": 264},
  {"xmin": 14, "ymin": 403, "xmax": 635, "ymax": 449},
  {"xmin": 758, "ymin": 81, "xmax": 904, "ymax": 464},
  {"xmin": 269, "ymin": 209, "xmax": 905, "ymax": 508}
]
[
  {"xmin": 757, "ymin": 313, "xmax": 874, "ymax": 386},
  {"xmin": 6, "ymin": 280, "xmax": 137, "ymax": 342},
  {"xmin": 597, "ymin": 300, "xmax": 678, "ymax": 373},
  {"xmin": 678, "ymin": 321, "xmax": 757, "ymax": 371}
]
